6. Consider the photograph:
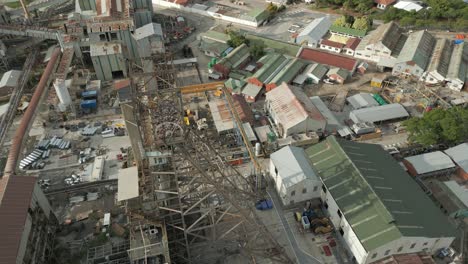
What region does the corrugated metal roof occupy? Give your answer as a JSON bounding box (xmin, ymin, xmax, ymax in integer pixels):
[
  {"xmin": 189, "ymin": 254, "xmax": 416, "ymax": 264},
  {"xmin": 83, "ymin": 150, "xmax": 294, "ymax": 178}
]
[
  {"xmin": 446, "ymin": 42, "xmax": 468, "ymax": 81},
  {"xmin": 0, "ymin": 176, "xmax": 37, "ymax": 264},
  {"xmin": 134, "ymin": 22, "xmax": 163, "ymax": 40},
  {"xmin": 0, "ymin": 70, "xmax": 22, "ymax": 88},
  {"xmin": 266, "ymin": 83, "xmax": 325, "ymax": 131},
  {"xmin": 306, "ymin": 136, "xmax": 457, "ymax": 251},
  {"xmin": 117, "ymin": 166, "xmax": 139, "ymax": 201},
  {"xmin": 394, "ymin": 1, "xmax": 423, "ymax": 11},
  {"xmin": 396, "ymin": 30, "xmax": 435, "ymax": 69},
  {"xmin": 404, "ymin": 151, "xmax": 456, "ymax": 175},
  {"xmin": 250, "ymin": 53, "xmax": 288, "ymax": 83},
  {"xmin": 298, "ymin": 48, "xmax": 358, "ymax": 71},
  {"xmin": 349, "ymin": 103, "xmax": 409, "ymax": 123},
  {"xmin": 208, "ymin": 95, "xmax": 254, "ymax": 132},
  {"xmin": 426, "ymin": 39, "xmax": 453, "ymax": 77},
  {"xmin": 271, "ymin": 146, "xmax": 319, "ymax": 188},
  {"xmin": 320, "ymin": 39, "xmax": 344, "ymax": 49},
  {"xmin": 347, "ymin": 93, "xmax": 379, "ymax": 109},
  {"xmin": 444, "ymin": 143, "xmax": 468, "ymax": 173},
  {"xmin": 200, "ymin": 30, "xmax": 230, "ymax": 43},
  {"xmin": 217, "ymin": 43, "xmax": 250, "ymax": 70},
  {"xmin": 90, "ymin": 42, "xmax": 122, "ymax": 56},
  {"xmin": 297, "ymin": 16, "xmax": 332, "ymax": 42},
  {"xmin": 267, "ymin": 58, "xmax": 305, "ymax": 88},
  {"xmin": 309, "ymin": 96, "xmax": 342, "ymax": 132}
]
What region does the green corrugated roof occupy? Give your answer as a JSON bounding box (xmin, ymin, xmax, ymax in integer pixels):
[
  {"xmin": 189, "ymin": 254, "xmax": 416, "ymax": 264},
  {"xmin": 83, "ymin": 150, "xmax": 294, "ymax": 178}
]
[
  {"xmin": 246, "ymin": 34, "xmax": 301, "ymax": 57},
  {"xmin": 217, "ymin": 43, "xmax": 250, "ymax": 69},
  {"xmin": 305, "ymin": 136, "xmax": 457, "ymax": 251},
  {"xmin": 252, "ymin": 53, "xmax": 287, "ymax": 82},
  {"xmin": 269, "ymin": 58, "xmax": 305, "ymax": 86},
  {"xmin": 330, "ymin": 25, "xmax": 367, "ymax": 38},
  {"xmin": 247, "ymin": 8, "xmax": 269, "ymax": 22}
]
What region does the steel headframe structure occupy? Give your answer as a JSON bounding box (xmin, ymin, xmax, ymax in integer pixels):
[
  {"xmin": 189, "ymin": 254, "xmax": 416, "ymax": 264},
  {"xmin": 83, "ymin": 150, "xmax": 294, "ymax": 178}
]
[{"xmin": 127, "ymin": 55, "xmax": 292, "ymax": 264}]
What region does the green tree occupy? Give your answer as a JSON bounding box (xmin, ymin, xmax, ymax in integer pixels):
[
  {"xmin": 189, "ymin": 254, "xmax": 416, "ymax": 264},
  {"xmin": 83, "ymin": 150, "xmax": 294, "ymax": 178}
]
[
  {"xmin": 250, "ymin": 44, "xmax": 266, "ymax": 60},
  {"xmin": 352, "ymin": 16, "xmax": 371, "ymax": 30},
  {"xmin": 227, "ymin": 31, "xmax": 249, "ymax": 48},
  {"xmin": 399, "ymin": 16, "xmax": 416, "ymax": 27},
  {"xmin": 333, "ymin": 15, "xmax": 352, "ymax": 27}
]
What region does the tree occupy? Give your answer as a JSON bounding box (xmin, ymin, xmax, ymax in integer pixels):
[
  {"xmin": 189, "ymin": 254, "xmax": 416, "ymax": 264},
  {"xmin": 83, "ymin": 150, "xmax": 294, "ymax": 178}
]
[
  {"xmin": 333, "ymin": 15, "xmax": 352, "ymax": 27},
  {"xmin": 399, "ymin": 16, "xmax": 416, "ymax": 27},
  {"xmin": 227, "ymin": 31, "xmax": 248, "ymax": 48},
  {"xmin": 404, "ymin": 107, "xmax": 468, "ymax": 146},
  {"xmin": 352, "ymin": 16, "xmax": 371, "ymax": 30},
  {"xmin": 250, "ymin": 44, "xmax": 265, "ymax": 60}
]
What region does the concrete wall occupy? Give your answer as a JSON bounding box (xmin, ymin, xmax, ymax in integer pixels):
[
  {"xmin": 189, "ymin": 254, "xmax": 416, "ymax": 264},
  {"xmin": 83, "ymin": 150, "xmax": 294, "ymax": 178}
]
[
  {"xmin": 296, "ymin": 36, "xmax": 319, "ymax": 48},
  {"xmin": 320, "ymin": 44, "xmax": 341, "ymax": 53},
  {"xmin": 16, "ymin": 215, "xmax": 32, "ymax": 264},
  {"xmin": 321, "ymin": 188, "xmax": 368, "ymax": 263},
  {"xmin": 366, "ymin": 236, "xmax": 455, "ymax": 263},
  {"xmin": 152, "ymin": 0, "xmax": 262, "ymax": 27},
  {"xmin": 283, "ymin": 118, "xmax": 325, "ymax": 138},
  {"xmin": 355, "ymin": 42, "xmax": 392, "ymax": 63},
  {"xmin": 447, "ymin": 78, "xmax": 465, "ymax": 92},
  {"xmin": 392, "ymin": 62, "xmax": 424, "ymax": 77},
  {"xmin": 269, "ymin": 160, "xmax": 321, "ymax": 206}
]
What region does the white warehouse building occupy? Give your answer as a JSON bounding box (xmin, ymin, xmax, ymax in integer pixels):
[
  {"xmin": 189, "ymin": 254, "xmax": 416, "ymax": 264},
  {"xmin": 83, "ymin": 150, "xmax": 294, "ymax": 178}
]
[
  {"xmin": 306, "ymin": 136, "xmax": 457, "ymax": 264},
  {"xmin": 270, "ymin": 146, "xmax": 322, "ymax": 206}
]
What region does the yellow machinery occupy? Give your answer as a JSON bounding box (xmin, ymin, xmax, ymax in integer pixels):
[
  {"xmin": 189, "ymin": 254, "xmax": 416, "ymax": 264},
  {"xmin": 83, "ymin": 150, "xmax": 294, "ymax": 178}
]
[{"xmin": 180, "ymin": 81, "xmax": 224, "ymax": 94}]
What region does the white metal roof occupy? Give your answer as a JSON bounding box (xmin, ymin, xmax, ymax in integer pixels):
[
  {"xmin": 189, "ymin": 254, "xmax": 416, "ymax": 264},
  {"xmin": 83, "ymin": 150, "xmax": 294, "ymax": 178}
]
[
  {"xmin": 297, "ymin": 16, "xmax": 332, "ymax": 42},
  {"xmin": 347, "ymin": 93, "xmax": 379, "ymax": 109},
  {"xmin": 242, "ymin": 83, "xmax": 262, "ymax": 98},
  {"xmin": 349, "ymin": 103, "xmax": 409, "ymax": 123},
  {"xmin": 103, "ymin": 213, "xmax": 111, "ymax": 226},
  {"xmin": 266, "ymin": 83, "xmax": 325, "ymax": 131},
  {"xmin": 404, "ymin": 151, "xmax": 456, "ymax": 175},
  {"xmin": 242, "ymin": 122, "xmax": 257, "ymax": 142},
  {"xmin": 444, "ymin": 143, "xmax": 468, "ymax": 173},
  {"xmin": 444, "ymin": 181, "xmax": 468, "ymax": 208},
  {"xmin": 134, "ymin": 23, "xmax": 163, "ymax": 40},
  {"xmin": 0, "ymin": 70, "xmax": 22, "ymax": 88},
  {"xmin": 91, "ymin": 156, "xmax": 105, "ymax": 181},
  {"xmin": 394, "ymin": 1, "xmax": 423, "ymax": 11},
  {"xmin": 254, "ymin": 125, "xmax": 272, "ymax": 143},
  {"xmin": 270, "ymin": 146, "xmax": 319, "ymax": 188},
  {"xmin": 208, "ymin": 100, "xmax": 233, "ymax": 132},
  {"xmin": 117, "ymin": 166, "xmax": 139, "ymax": 201}
]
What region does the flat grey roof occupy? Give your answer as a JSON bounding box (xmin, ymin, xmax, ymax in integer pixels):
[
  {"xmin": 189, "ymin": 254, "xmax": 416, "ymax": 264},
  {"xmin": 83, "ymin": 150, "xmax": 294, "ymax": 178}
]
[
  {"xmin": 404, "ymin": 151, "xmax": 456, "ymax": 175},
  {"xmin": 309, "ymin": 96, "xmax": 342, "ymax": 131},
  {"xmin": 117, "ymin": 166, "xmax": 139, "ymax": 201},
  {"xmin": 0, "ymin": 70, "xmax": 22, "ymax": 88},
  {"xmin": 349, "ymin": 103, "xmax": 409, "ymax": 123}
]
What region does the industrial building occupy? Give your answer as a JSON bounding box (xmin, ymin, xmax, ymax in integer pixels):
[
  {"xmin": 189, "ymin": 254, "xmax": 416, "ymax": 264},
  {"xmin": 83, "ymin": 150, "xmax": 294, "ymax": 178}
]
[
  {"xmin": 134, "ymin": 22, "xmax": 165, "ymax": 57},
  {"xmin": 392, "ymin": 30, "xmax": 436, "ymax": 77},
  {"xmin": 265, "ymin": 58, "xmax": 305, "ymax": 91},
  {"xmin": 269, "ymin": 146, "xmax": 322, "ymax": 206},
  {"xmin": 265, "ymin": 82, "xmax": 326, "ymax": 138},
  {"xmin": 248, "ymin": 53, "xmax": 288, "ymax": 87},
  {"xmin": 444, "ymin": 143, "xmax": 468, "ymax": 180},
  {"xmin": 430, "ymin": 180, "xmax": 468, "ymax": 219},
  {"xmin": 403, "ymin": 151, "xmax": 456, "ymax": 177},
  {"xmin": 91, "ymin": 42, "xmax": 128, "ymax": 81},
  {"xmin": 445, "ymin": 42, "xmax": 468, "ymax": 92},
  {"xmin": 297, "ymin": 47, "xmax": 358, "ymax": 73},
  {"xmin": 306, "ymin": 136, "xmax": 457, "ymax": 264},
  {"xmin": 199, "ymin": 31, "xmax": 230, "ymax": 58},
  {"xmin": 213, "ymin": 43, "xmax": 250, "ymax": 78},
  {"xmin": 209, "ymin": 94, "xmax": 254, "ymax": 134},
  {"xmin": 320, "ymin": 39, "xmax": 344, "ymax": 53},
  {"xmin": 309, "ymin": 96, "xmax": 343, "ymax": 133},
  {"xmin": 0, "ymin": 176, "xmax": 58, "ymax": 264},
  {"xmin": 295, "ymin": 16, "xmax": 332, "ymax": 48},
  {"xmin": 292, "ymin": 63, "xmax": 329, "ymax": 85},
  {"xmin": 354, "ymin": 22, "xmax": 406, "ymax": 64},
  {"xmin": 349, "ymin": 103, "xmax": 409, "ymax": 124}
]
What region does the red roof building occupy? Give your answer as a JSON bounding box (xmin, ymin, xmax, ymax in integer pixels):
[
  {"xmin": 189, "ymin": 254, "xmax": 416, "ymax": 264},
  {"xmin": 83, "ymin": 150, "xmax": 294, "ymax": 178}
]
[
  {"xmin": 374, "ymin": 0, "xmax": 396, "ymax": 9},
  {"xmin": 297, "ymin": 48, "xmax": 358, "ymax": 73},
  {"xmin": 319, "ymin": 39, "xmax": 345, "ymax": 54}
]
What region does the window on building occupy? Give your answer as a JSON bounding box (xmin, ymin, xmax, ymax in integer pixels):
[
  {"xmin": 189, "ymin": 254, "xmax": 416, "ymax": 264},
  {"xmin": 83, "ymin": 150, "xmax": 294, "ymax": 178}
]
[
  {"xmin": 423, "ymin": 242, "xmax": 428, "ymax": 246},
  {"xmin": 356, "ymin": 53, "xmax": 362, "ymax": 56},
  {"xmin": 274, "ymin": 167, "xmax": 278, "ymax": 175},
  {"xmin": 371, "ymin": 253, "xmax": 377, "ymax": 259},
  {"xmin": 366, "ymin": 47, "xmax": 371, "ymax": 50},
  {"xmin": 110, "ymin": 32, "xmax": 118, "ymax": 40},
  {"xmin": 365, "ymin": 55, "xmax": 370, "ymax": 58},
  {"xmin": 415, "ymin": 70, "xmax": 419, "ymax": 74},
  {"xmin": 397, "ymin": 246, "xmax": 403, "ymax": 252},
  {"xmin": 290, "ymin": 200, "xmax": 294, "ymax": 205},
  {"xmin": 410, "ymin": 243, "xmax": 416, "ymax": 249},
  {"xmin": 337, "ymin": 209, "xmax": 342, "ymax": 218},
  {"xmin": 339, "ymin": 228, "xmax": 344, "ymax": 236},
  {"xmin": 324, "ymin": 202, "xmax": 329, "ymax": 209},
  {"xmin": 291, "ymin": 190, "xmax": 296, "ymax": 196},
  {"xmin": 376, "ymin": 49, "xmax": 381, "ymax": 52},
  {"xmin": 313, "ymin": 186, "xmax": 318, "ymax": 192},
  {"xmin": 302, "ymin": 188, "xmax": 307, "ymax": 194},
  {"xmin": 423, "ymin": 248, "xmax": 428, "ymax": 252},
  {"xmin": 322, "ymin": 185, "xmax": 327, "ymax": 193},
  {"xmin": 384, "ymin": 250, "xmax": 390, "ymax": 256},
  {"xmin": 99, "ymin": 34, "xmax": 106, "ymax": 41}
]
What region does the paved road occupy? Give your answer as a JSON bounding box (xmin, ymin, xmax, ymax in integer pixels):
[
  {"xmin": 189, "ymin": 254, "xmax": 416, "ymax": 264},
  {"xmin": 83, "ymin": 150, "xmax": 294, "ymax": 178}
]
[{"xmin": 267, "ymin": 189, "xmax": 323, "ymax": 264}]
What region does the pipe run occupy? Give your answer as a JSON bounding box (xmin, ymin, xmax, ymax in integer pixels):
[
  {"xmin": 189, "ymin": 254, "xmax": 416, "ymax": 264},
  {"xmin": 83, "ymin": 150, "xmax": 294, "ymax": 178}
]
[{"xmin": 3, "ymin": 47, "xmax": 61, "ymax": 177}]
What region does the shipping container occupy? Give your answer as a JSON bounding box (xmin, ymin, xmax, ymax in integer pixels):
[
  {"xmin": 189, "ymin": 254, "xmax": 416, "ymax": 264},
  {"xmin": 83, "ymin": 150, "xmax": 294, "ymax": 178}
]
[
  {"xmin": 82, "ymin": 90, "xmax": 98, "ymax": 99},
  {"xmin": 81, "ymin": 99, "xmax": 97, "ymax": 109}
]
